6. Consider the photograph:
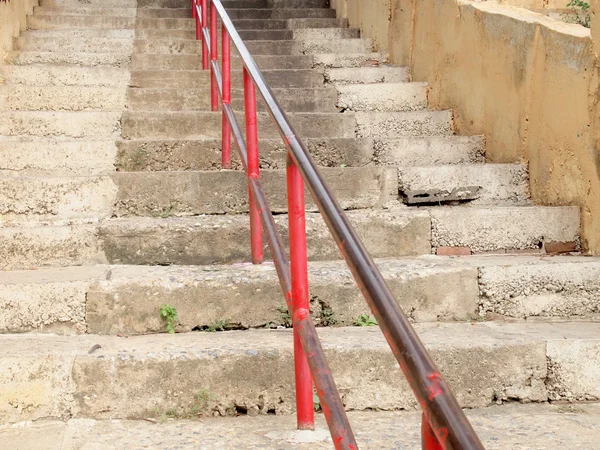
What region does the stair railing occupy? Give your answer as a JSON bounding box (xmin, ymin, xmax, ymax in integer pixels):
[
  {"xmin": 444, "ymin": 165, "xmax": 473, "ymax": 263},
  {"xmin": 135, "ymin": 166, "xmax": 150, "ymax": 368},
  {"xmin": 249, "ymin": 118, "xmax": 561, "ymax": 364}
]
[{"xmin": 192, "ymin": 1, "xmax": 485, "ymax": 449}]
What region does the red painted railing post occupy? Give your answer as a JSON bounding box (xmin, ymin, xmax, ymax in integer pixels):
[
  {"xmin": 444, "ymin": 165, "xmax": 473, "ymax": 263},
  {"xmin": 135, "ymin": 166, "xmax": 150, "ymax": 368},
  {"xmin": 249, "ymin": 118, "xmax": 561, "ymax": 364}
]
[
  {"xmin": 287, "ymin": 153, "xmax": 315, "ymax": 431},
  {"xmin": 422, "ymin": 414, "xmax": 444, "ymax": 450},
  {"xmin": 243, "ymin": 68, "xmax": 263, "ymax": 264},
  {"xmin": 192, "ymin": 0, "xmax": 196, "ymax": 19},
  {"xmin": 201, "ymin": 0, "xmax": 208, "ymax": 70},
  {"xmin": 209, "ymin": 1, "xmax": 219, "ymax": 111},
  {"xmin": 221, "ymin": 26, "xmax": 231, "ymax": 168},
  {"xmin": 194, "ymin": 0, "xmax": 200, "ymax": 40}
]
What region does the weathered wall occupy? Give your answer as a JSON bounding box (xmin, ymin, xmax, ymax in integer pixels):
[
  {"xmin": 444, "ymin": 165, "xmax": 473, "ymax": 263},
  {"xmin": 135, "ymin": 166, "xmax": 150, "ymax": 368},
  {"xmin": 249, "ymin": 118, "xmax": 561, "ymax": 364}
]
[
  {"xmin": 0, "ymin": 0, "xmax": 38, "ymax": 65},
  {"xmin": 333, "ymin": 0, "xmax": 600, "ymax": 254}
]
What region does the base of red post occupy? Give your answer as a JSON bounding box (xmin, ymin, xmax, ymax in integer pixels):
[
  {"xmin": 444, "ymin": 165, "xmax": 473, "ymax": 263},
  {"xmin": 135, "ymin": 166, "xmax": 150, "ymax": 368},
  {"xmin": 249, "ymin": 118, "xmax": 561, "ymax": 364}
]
[{"xmin": 422, "ymin": 414, "xmax": 444, "ymax": 450}]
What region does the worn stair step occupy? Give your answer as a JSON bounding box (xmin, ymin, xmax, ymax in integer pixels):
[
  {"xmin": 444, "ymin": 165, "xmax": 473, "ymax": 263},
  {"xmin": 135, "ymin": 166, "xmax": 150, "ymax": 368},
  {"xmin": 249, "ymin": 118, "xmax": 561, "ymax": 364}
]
[
  {"xmin": 135, "ymin": 28, "xmax": 294, "ymax": 40},
  {"xmin": 7, "ymin": 51, "xmax": 131, "ymax": 68},
  {"xmin": 137, "ymin": 0, "xmax": 330, "ymax": 7},
  {"xmin": 299, "ymin": 38, "xmax": 372, "ymax": 55},
  {"xmin": 131, "ymin": 53, "xmax": 313, "ymax": 70},
  {"xmin": 0, "ymin": 65, "xmax": 130, "ymax": 87},
  {"xmin": 132, "ymin": 39, "xmax": 301, "ymax": 56},
  {"xmin": 6, "ymin": 255, "xmax": 599, "ymax": 335},
  {"xmin": 325, "ymin": 66, "xmax": 410, "ymax": 84},
  {"xmin": 313, "ymin": 52, "xmax": 388, "ymax": 69},
  {"xmin": 129, "ymin": 69, "xmax": 324, "ymax": 89},
  {"xmin": 431, "ymin": 205, "xmax": 580, "ymax": 252},
  {"xmin": 21, "ymin": 29, "xmax": 135, "ymax": 39},
  {"xmin": 33, "ymin": 6, "xmax": 138, "ymax": 16},
  {"xmin": 336, "ymin": 82, "xmax": 428, "ymax": 112},
  {"xmin": 41, "ymin": 0, "xmax": 137, "ymax": 7},
  {"xmin": 135, "ymin": 18, "xmax": 284, "ymax": 31},
  {"xmin": 5, "ymin": 404, "xmax": 600, "ymax": 448},
  {"xmin": 0, "ymin": 139, "xmax": 117, "ymax": 176},
  {"xmin": 221, "ymin": 7, "xmax": 336, "ymax": 20},
  {"xmin": 99, "ymin": 208, "xmax": 430, "ymax": 265},
  {"xmin": 0, "ymin": 86, "xmax": 127, "ymax": 111},
  {"xmin": 126, "ymin": 87, "xmax": 338, "ymax": 112},
  {"xmin": 27, "ymin": 14, "xmax": 136, "ymax": 30},
  {"xmin": 15, "ymin": 36, "xmax": 134, "ymax": 54},
  {"xmin": 355, "ymin": 111, "xmax": 453, "ymax": 138},
  {"xmin": 111, "ymin": 166, "xmax": 395, "ymax": 217},
  {"xmin": 398, "ymin": 164, "xmax": 529, "ymax": 205},
  {"xmin": 0, "ymin": 218, "xmax": 104, "ymax": 271},
  {"xmin": 121, "ymin": 111, "xmax": 356, "ymax": 139},
  {"xmin": 114, "ymin": 136, "xmax": 485, "ymax": 172},
  {"xmin": 293, "ymin": 27, "xmax": 360, "ymax": 40},
  {"xmin": 1, "ymin": 321, "xmax": 598, "ymax": 421},
  {"xmin": 0, "ymin": 111, "xmax": 122, "ymax": 138}
]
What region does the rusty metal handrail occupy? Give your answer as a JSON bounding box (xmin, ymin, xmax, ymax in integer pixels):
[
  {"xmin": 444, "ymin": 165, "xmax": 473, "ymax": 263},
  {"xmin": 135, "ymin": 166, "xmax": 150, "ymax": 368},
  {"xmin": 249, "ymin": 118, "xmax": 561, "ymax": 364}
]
[{"xmin": 193, "ymin": 1, "xmax": 485, "ymax": 449}]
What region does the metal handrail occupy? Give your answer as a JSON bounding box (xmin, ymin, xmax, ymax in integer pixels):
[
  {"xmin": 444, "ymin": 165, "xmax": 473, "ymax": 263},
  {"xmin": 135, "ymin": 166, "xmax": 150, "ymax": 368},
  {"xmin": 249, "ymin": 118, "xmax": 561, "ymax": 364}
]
[{"xmin": 194, "ymin": 1, "xmax": 485, "ymax": 449}]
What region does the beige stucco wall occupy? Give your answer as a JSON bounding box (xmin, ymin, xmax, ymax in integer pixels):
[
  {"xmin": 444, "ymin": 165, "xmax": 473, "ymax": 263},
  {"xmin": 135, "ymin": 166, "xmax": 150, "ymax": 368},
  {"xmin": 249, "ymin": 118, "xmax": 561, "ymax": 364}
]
[
  {"xmin": 0, "ymin": 0, "xmax": 38, "ymax": 65},
  {"xmin": 333, "ymin": 0, "xmax": 600, "ymax": 254}
]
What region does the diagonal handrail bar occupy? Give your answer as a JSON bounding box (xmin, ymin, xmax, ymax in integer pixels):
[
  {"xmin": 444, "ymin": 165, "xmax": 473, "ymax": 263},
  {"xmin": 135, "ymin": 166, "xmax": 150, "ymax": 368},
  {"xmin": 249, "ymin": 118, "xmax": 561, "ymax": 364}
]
[{"xmin": 197, "ymin": 1, "xmax": 485, "ymax": 449}]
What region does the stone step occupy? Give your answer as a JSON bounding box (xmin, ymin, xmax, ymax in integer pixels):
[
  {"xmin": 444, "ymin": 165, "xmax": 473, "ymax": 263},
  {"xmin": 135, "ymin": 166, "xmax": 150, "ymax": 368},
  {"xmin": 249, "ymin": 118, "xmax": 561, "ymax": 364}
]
[
  {"xmin": 336, "ymin": 82, "xmax": 428, "ymax": 112},
  {"xmin": 136, "ymin": 28, "xmax": 295, "ymax": 41},
  {"xmin": 41, "ymin": 0, "xmax": 137, "ymax": 6},
  {"xmin": 0, "ymin": 322, "xmax": 597, "ymax": 422},
  {"xmin": 299, "ymin": 38, "xmax": 372, "ymax": 55},
  {"xmin": 33, "ymin": 6, "xmax": 138, "ymax": 16},
  {"xmin": 3, "ymin": 255, "xmax": 599, "ymax": 334},
  {"xmin": 293, "ymin": 27, "xmax": 361, "ymax": 40},
  {"xmin": 15, "ymin": 36, "xmax": 134, "ymax": 54},
  {"xmin": 136, "ymin": 7, "xmax": 336, "ymax": 19},
  {"xmin": 131, "ymin": 53, "xmax": 313, "ymax": 70},
  {"xmin": 120, "ymin": 111, "xmax": 356, "ymax": 139},
  {"xmin": 0, "ymin": 112, "xmax": 122, "ymax": 138},
  {"xmin": 398, "ymin": 164, "xmax": 529, "ymax": 205},
  {"xmin": 129, "ymin": 69, "xmax": 324, "ymax": 89},
  {"xmin": 313, "ymin": 52, "xmax": 388, "ymax": 69},
  {"xmin": 4, "ymin": 404, "xmax": 600, "ymax": 448},
  {"xmin": 0, "ymin": 139, "xmax": 117, "ymax": 176},
  {"xmin": 133, "ymin": 17, "xmax": 347, "ymax": 31},
  {"xmin": 0, "ymin": 85, "xmax": 127, "ymax": 111},
  {"xmin": 113, "ymin": 136, "xmax": 485, "ymax": 172},
  {"xmin": 0, "ymin": 65, "xmax": 130, "ymax": 87},
  {"xmin": 325, "ymin": 66, "xmax": 410, "ymax": 84},
  {"xmin": 27, "ymin": 14, "xmax": 136, "ymax": 30},
  {"xmin": 136, "ymin": 0, "xmax": 330, "ymax": 8},
  {"xmin": 0, "ymin": 167, "xmax": 393, "ymax": 220},
  {"xmin": 127, "ymin": 87, "xmax": 338, "ymax": 112},
  {"xmin": 355, "ymin": 111, "xmax": 454, "ymax": 138},
  {"xmin": 7, "ymin": 51, "xmax": 131, "ymax": 68},
  {"xmin": 133, "ymin": 39, "xmax": 301, "ymax": 56}
]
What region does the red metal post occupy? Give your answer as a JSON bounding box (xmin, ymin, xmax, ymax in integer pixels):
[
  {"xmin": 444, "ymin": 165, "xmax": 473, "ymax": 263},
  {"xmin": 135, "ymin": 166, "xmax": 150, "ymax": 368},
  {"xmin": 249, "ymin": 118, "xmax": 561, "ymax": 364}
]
[
  {"xmin": 192, "ymin": 0, "xmax": 196, "ymax": 19},
  {"xmin": 201, "ymin": 0, "xmax": 208, "ymax": 70},
  {"xmin": 422, "ymin": 414, "xmax": 444, "ymax": 450},
  {"xmin": 221, "ymin": 26, "xmax": 231, "ymax": 168},
  {"xmin": 243, "ymin": 68, "xmax": 263, "ymax": 264},
  {"xmin": 287, "ymin": 153, "xmax": 315, "ymax": 431},
  {"xmin": 194, "ymin": 0, "xmax": 200, "ymax": 40},
  {"xmin": 209, "ymin": 1, "xmax": 219, "ymax": 111}
]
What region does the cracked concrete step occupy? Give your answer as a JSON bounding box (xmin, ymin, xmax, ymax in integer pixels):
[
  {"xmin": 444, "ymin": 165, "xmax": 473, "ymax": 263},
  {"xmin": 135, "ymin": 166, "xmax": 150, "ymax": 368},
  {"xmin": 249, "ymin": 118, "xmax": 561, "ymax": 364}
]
[
  {"xmin": 299, "ymin": 38, "xmax": 372, "ymax": 55},
  {"xmin": 126, "ymin": 87, "xmax": 338, "ymax": 112},
  {"xmin": 0, "ymin": 139, "xmax": 117, "ymax": 176},
  {"xmin": 0, "ymin": 65, "xmax": 130, "ymax": 87},
  {"xmin": 336, "ymin": 82, "xmax": 428, "ymax": 112},
  {"xmin": 0, "ymin": 86, "xmax": 127, "ymax": 111},
  {"xmin": 33, "ymin": 6, "xmax": 138, "ymax": 16},
  {"xmin": 398, "ymin": 164, "xmax": 529, "ymax": 205},
  {"xmin": 293, "ymin": 27, "xmax": 361, "ymax": 41},
  {"xmin": 0, "ymin": 322, "xmax": 597, "ymax": 422},
  {"xmin": 136, "ymin": 7, "xmax": 336, "ymax": 19},
  {"xmin": 356, "ymin": 111, "xmax": 454, "ymax": 138},
  {"xmin": 129, "ymin": 69, "xmax": 324, "ymax": 89},
  {"xmin": 3, "ymin": 255, "xmax": 599, "ymax": 335},
  {"xmin": 0, "ymin": 167, "xmax": 394, "ymax": 220},
  {"xmin": 133, "ymin": 17, "xmax": 347, "ymax": 31},
  {"xmin": 5, "ymin": 404, "xmax": 600, "ymax": 449},
  {"xmin": 325, "ymin": 66, "xmax": 410, "ymax": 84},
  {"xmin": 27, "ymin": 15, "xmax": 136, "ymax": 30},
  {"xmin": 131, "ymin": 53, "xmax": 314, "ymax": 70},
  {"xmin": 114, "ymin": 136, "xmax": 485, "ymax": 172},
  {"xmin": 120, "ymin": 111, "xmax": 356, "ymax": 139},
  {"xmin": 20, "ymin": 29, "xmax": 134, "ymax": 38},
  {"xmin": 136, "ymin": 28, "xmax": 295, "ymax": 40},
  {"xmin": 133, "ymin": 39, "xmax": 302, "ymax": 56},
  {"xmin": 7, "ymin": 51, "xmax": 131, "ymax": 67},
  {"xmin": 0, "ymin": 112, "xmax": 122, "ymax": 138},
  {"xmin": 313, "ymin": 52, "xmax": 388, "ymax": 69},
  {"xmin": 15, "ymin": 36, "xmax": 134, "ymax": 54}
]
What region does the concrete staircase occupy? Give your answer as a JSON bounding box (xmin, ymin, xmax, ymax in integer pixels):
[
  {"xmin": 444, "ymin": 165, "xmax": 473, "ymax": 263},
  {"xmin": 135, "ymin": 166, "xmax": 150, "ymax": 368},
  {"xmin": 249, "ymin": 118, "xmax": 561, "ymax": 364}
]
[{"xmin": 1, "ymin": 0, "xmax": 600, "ymax": 446}]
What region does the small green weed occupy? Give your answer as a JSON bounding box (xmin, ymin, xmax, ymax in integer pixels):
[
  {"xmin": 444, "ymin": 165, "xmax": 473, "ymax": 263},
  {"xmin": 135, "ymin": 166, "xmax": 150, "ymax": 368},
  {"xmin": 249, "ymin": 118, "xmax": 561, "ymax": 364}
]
[
  {"xmin": 313, "ymin": 393, "xmax": 321, "ymax": 412},
  {"xmin": 278, "ymin": 306, "xmax": 292, "ymax": 328},
  {"xmin": 354, "ymin": 313, "xmax": 377, "ymax": 327},
  {"xmin": 206, "ymin": 319, "xmax": 228, "ymax": 332},
  {"xmin": 160, "ymin": 304, "xmax": 178, "ymax": 334},
  {"xmin": 319, "ymin": 304, "xmax": 337, "ymax": 326},
  {"xmin": 566, "ymin": 0, "xmax": 591, "ymax": 27}
]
